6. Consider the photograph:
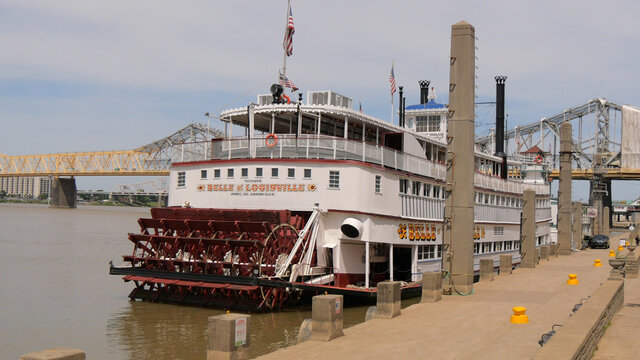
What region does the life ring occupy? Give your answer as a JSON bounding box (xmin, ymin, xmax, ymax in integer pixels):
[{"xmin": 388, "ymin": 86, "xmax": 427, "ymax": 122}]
[
  {"xmin": 280, "ymin": 94, "xmax": 291, "ymax": 104},
  {"xmin": 534, "ymin": 155, "xmax": 543, "ymax": 164},
  {"xmin": 266, "ymin": 133, "xmax": 278, "ymax": 147}
]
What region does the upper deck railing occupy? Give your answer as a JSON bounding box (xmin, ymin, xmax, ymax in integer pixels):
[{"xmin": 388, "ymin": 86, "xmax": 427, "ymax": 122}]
[
  {"xmin": 207, "ymin": 134, "xmax": 448, "ymax": 181},
  {"xmin": 175, "ymin": 134, "xmax": 548, "ymax": 195}
]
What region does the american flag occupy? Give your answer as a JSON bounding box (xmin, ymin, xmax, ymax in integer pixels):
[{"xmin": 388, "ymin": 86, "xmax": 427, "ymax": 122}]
[
  {"xmin": 279, "ymin": 72, "xmax": 299, "ymax": 92},
  {"xmin": 389, "ymin": 64, "xmax": 397, "ymax": 95},
  {"xmin": 283, "ymin": 7, "xmax": 295, "ymax": 57}
]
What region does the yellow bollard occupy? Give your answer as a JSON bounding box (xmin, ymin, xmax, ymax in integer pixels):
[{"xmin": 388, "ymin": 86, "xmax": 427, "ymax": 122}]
[
  {"xmin": 593, "ymin": 259, "xmax": 602, "ymax": 267},
  {"xmin": 567, "ymin": 274, "xmax": 579, "ymax": 285},
  {"xmin": 609, "ymin": 250, "xmax": 616, "ymax": 257},
  {"xmin": 626, "ymin": 241, "xmax": 629, "ymax": 246},
  {"xmin": 510, "ymin": 306, "xmax": 529, "ymax": 324},
  {"xmin": 618, "ymin": 245, "xmax": 624, "ymax": 251}
]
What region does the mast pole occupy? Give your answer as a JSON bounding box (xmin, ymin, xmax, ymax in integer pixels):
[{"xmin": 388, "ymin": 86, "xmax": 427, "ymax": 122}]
[{"xmin": 281, "ymin": 0, "xmax": 291, "ymax": 78}]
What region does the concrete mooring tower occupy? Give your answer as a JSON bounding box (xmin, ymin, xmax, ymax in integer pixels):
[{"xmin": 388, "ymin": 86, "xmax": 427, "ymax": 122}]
[{"xmin": 442, "ymin": 21, "xmax": 475, "ymax": 294}]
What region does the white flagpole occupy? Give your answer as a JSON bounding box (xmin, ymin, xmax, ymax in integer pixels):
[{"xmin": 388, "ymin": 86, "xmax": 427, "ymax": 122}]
[{"xmin": 281, "ymin": 0, "xmax": 291, "ymax": 79}]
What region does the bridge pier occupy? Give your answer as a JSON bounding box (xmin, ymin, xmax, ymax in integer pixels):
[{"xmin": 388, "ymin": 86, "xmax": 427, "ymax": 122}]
[{"xmin": 49, "ymin": 177, "xmax": 77, "ymax": 208}]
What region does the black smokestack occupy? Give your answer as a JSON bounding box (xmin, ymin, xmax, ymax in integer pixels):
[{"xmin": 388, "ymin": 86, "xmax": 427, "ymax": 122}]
[
  {"xmin": 399, "ymin": 86, "xmax": 404, "ymax": 127},
  {"xmin": 419, "ymin": 80, "xmax": 430, "ymax": 104},
  {"xmin": 495, "ymin": 75, "xmax": 508, "ymax": 179}
]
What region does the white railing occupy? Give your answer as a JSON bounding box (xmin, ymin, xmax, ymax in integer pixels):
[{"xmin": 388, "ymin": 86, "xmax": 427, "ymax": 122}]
[
  {"xmin": 210, "ymin": 134, "xmax": 448, "ymax": 180},
  {"xmin": 474, "ymin": 204, "xmax": 521, "ymax": 223},
  {"xmin": 400, "ymin": 194, "xmax": 445, "ymax": 219}
]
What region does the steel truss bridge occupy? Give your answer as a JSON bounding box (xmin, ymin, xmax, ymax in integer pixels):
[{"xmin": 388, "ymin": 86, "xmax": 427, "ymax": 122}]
[
  {"xmin": 0, "ymin": 124, "xmax": 221, "ymax": 177},
  {"xmin": 476, "ymin": 98, "xmax": 640, "ymax": 181}
]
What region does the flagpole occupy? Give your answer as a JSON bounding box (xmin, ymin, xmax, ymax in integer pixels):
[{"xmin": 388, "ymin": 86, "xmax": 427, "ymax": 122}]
[
  {"xmin": 391, "ymin": 60, "xmax": 395, "ymax": 125},
  {"xmin": 281, "ymin": 0, "xmax": 291, "ymax": 78}
]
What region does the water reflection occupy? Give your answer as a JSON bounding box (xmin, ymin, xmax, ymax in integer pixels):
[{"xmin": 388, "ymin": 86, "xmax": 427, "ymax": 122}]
[{"xmin": 107, "ymin": 297, "xmax": 421, "ymax": 359}]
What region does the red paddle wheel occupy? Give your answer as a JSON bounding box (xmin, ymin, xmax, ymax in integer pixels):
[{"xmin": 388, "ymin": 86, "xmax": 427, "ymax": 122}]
[{"xmin": 119, "ymin": 207, "xmax": 311, "ymax": 311}]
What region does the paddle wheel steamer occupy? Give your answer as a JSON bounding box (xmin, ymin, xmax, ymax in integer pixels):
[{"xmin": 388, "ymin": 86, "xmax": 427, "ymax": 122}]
[{"xmin": 110, "ymin": 82, "xmax": 552, "ymax": 310}]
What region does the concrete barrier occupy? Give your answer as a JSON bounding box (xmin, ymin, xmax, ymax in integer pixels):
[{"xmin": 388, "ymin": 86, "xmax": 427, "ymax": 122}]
[
  {"xmin": 207, "ymin": 313, "xmax": 251, "ymax": 360},
  {"xmin": 310, "ymin": 294, "xmax": 344, "ymax": 341},
  {"xmin": 375, "ymin": 281, "xmax": 401, "ymax": 319},
  {"xmin": 479, "ymin": 259, "xmax": 494, "ymax": 281},
  {"xmin": 624, "ymin": 248, "xmax": 638, "ymax": 278},
  {"xmin": 20, "ymin": 348, "xmax": 85, "ymax": 360},
  {"xmin": 499, "ymin": 254, "xmax": 512, "ymax": 275},
  {"xmin": 540, "ymin": 245, "xmax": 550, "ymax": 261},
  {"xmin": 297, "ymin": 318, "xmax": 312, "ymax": 344},
  {"xmin": 534, "ymin": 280, "xmax": 624, "ymax": 360},
  {"xmin": 421, "ymin": 271, "xmax": 442, "ymax": 303}
]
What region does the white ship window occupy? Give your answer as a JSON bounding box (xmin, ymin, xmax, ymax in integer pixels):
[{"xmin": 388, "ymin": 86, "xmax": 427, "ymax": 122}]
[
  {"xmin": 505, "ymin": 241, "xmax": 512, "ymax": 250},
  {"xmin": 214, "ymin": 169, "xmax": 221, "ymax": 179},
  {"xmin": 494, "ymin": 241, "xmax": 503, "ymax": 251},
  {"xmin": 474, "ymin": 243, "xmax": 480, "ymax": 254},
  {"xmin": 288, "ymin": 168, "xmax": 295, "ymax": 178},
  {"xmin": 490, "ymin": 194, "xmax": 495, "ymax": 205},
  {"xmin": 412, "ymin": 181, "xmax": 421, "ymax": 196},
  {"xmin": 227, "ymin": 169, "xmax": 234, "ymax": 178},
  {"xmin": 304, "ymin": 169, "xmax": 312, "ymax": 179},
  {"xmin": 256, "ymin": 168, "xmax": 263, "ymax": 177},
  {"xmin": 424, "ymin": 184, "xmax": 431, "ymax": 197},
  {"xmin": 329, "ymin": 171, "xmax": 340, "ymax": 189},
  {"xmin": 271, "ymin": 168, "xmax": 279, "ymax": 177},
  {"xmin": 477, "ymin": 193, "xmax": 483, "ymax": 203},
  {"xmin": 484, "ymin": 193, "xmax": 489, "ymax": 204},
  {"xmin": 375, "ymin": 175, "xmax": 381, "ymax": 193},
  {"xmin": 494, "ymin": 226, "xmax": 504, "ymax": 236},
  {"xmin": 418, "ymin": 245, "xmax": 438, "ymax": 260},
  {"xmin": 416, "ymin": 115, "xmax": 441, "ymax": 132},
  {"xmin": 482, "ymin": 242, "xmax": 492, "ymax": 253},
  {"xmin": 399, "ymin": 179, "xmax": 408, "ymax": 194},
  {"xmin": 177, "ymin": 172, "xmax": 186, "ymax": 188},
  {"xmin": 241, "ymin": 168, "xmax": 248, "ymax": 178},
  {"xmin": 200, "ymin": 170, "xmax": 207, "ymax": 179},
  {"xmin": 433, "ymin": 186, "xmax": 440, "ymax": 198}
]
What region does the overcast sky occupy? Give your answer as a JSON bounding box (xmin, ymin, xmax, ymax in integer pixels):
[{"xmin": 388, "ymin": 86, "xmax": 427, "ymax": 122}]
[{"xmin": 1, "ymin": 0, "xmax": 639, "ymax": 199}]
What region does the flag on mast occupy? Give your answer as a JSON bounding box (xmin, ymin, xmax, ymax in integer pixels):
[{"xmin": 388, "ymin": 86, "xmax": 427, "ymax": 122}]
[
  {"xmin": 279, "ymin": 71, "xmax": 299, "ymax": 92},
  {"xmin": 389, "ymin": 64, "xmax": 397, "ymax": 95},
  {"xmin": 283, "ymin": 6, "xmax": 295, "ymax": 57}
]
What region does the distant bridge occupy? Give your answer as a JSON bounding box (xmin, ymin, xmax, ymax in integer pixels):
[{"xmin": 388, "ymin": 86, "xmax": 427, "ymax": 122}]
[{"xmin": 0, "ymin": 123, "xmax": 222, "ymax": 177}]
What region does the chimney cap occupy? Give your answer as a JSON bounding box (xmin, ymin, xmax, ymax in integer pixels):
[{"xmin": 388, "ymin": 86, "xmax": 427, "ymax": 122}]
[
  {"xmin": 495, "ymin": 75, "xmax": 507, "ymax": 84},
  {"xmin": 419, "ymin": 80, "xmax": 431, "ymax": 88}
]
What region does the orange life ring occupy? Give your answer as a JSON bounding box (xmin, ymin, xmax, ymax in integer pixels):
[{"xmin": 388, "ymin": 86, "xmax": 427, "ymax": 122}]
[
  {"xmin": 534, "ymin": 155, "xmax": 543, "ymax": 164},
  {"xmin": 280, "ymin": 94, "xmax": 291, "ymax": 104},
  {"xmin": 266, "ymin": 133, "xmax": 278, "ymax": 147}
]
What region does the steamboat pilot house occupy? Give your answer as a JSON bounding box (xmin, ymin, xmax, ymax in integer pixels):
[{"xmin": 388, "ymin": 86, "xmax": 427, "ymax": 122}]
[{"xmin": 168, "ymin": 86, "xmax": 551, "ymax": 291}]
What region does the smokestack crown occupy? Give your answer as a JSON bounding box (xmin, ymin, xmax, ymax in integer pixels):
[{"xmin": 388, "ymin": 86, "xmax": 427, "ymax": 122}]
[{"xmin": 419, "ymin": 80, "xmax": 431, "ymax": 104}]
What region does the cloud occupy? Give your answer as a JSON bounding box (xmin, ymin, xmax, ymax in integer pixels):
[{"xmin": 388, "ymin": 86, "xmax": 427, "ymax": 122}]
[{"xmin": 1, "ymin": 0, "xmax": 639, "ymax": 197}]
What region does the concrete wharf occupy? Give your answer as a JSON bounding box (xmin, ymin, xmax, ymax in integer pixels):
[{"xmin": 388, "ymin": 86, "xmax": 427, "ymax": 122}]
[{"xmin": 257, "ymin": 234, "xmax": 637, "ymax": 360}]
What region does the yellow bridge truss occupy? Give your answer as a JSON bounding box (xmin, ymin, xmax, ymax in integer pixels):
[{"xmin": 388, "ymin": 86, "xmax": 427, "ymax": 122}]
[{"xmin": 0, "ymin": 123, "xmax": 220, "ymax": 177}]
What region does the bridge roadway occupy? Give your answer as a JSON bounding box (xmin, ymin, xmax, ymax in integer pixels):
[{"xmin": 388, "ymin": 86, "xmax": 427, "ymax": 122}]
[{"xmin": 258, "ymin": 233, "xmax": 635, "ymax": 360}]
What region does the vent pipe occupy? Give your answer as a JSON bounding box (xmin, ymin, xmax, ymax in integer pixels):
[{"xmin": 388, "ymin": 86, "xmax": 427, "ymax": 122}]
[
  {"xmin": 419, "ymin": 80, "xmax": 431, "ymax": 104},
  {"xmin": 398, "ymin": 86, "xmax": 404, "ymax": 127},
  {"xmin": 495, "ymin": 76, "xmax": 508, "ymax": 179}
]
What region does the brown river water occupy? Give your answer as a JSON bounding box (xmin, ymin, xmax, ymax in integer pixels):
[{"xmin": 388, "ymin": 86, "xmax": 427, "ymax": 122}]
[{"xmin": 0, "ymin": 204, "xmax": 418, "ymax": 359}]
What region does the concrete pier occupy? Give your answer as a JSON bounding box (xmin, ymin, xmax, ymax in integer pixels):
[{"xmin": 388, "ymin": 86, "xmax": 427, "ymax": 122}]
[
  {"xmin": 442, "ymin": 21, "xmax": 476, "ymax": 295},
  {"xmin": 310, "ymin": 295, "xmax": 344, "ymax": 341},
  {"xmin": 421, "ymin": 271, "xmax": 442, "ymax": 303},
  {"xmin": 602, "ymin": 206, "xmax": 610, "ymax": 237},
  {"xmin": 49, "ymin": 177, "xmax": 77, "ymax": 208},
  {"xmin": 479, "ymin": 259, "xmax": 494, "ymax": 281},
  {"xmin": 540, "ymin": 245, "xmax": 550, "ymax": 261},
  {"xmin": 499, "ymin": 254, "xmax": 512, "ymax": 275},
  {"xmin": 521, "ymin": 189, "xmax": 536, "ymax": 268},
  {"xmin": 558, "ymin": 122, "xmax": 573, "ymax": 255},
  {"xmin": 375, "ymin": 281, "xmax": 401, "ymax": 319},
  {"xmin": 207, "ymin": 313, "xmax": 251, "ymax": 360}
]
